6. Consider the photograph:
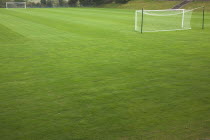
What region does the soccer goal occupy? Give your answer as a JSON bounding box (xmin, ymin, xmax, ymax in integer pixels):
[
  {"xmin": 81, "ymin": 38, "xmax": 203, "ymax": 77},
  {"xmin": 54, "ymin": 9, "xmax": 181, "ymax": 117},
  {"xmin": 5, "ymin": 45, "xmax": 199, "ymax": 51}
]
[
  {"xmin": 135, "ymin": 9, "xmax": 193, "ymax": 33},
  {"xmin": 6, "ymin": 2, "xmax": 26, "ymax": 9}
]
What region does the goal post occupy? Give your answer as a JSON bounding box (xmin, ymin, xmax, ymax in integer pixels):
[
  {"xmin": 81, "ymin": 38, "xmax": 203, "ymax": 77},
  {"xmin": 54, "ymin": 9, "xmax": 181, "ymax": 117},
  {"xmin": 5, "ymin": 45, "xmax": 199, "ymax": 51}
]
[
  {"xmin": 182, "ymin": 9, "xmax": 185, "ymax": 28},
  {"xmin": 135, "ymin": 9, "xmax": 193, "ymax": 33},
  {"xmin": 6, "ymin": 2, "xmax": 26, "ymax": 9}
]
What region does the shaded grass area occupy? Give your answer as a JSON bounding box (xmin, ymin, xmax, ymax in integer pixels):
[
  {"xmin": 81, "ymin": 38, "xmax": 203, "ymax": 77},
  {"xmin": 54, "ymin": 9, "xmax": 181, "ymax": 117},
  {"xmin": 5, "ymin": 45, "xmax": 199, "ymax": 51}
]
[
  {"xmin": 0, "ymin": 8, "xmax": 210, "ymax": 140},
  {"xmin": 0, "ymin": 23, "xmax": 26, "ymax": 42}
]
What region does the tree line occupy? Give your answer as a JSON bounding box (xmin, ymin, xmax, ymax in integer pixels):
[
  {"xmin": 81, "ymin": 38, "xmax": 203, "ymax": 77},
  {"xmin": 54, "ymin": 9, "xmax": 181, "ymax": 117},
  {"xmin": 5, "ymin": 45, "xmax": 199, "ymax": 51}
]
[{"xmin": 0, "ymin": 0, "xmax": 130, "ymax": 8}]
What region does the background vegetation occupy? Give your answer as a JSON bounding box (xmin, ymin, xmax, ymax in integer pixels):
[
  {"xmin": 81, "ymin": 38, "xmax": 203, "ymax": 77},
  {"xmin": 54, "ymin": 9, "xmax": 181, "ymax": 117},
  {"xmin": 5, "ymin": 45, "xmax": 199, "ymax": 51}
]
[{"xmin": 0, "ymin": 0, "xmax": 131, "ymax": 8}]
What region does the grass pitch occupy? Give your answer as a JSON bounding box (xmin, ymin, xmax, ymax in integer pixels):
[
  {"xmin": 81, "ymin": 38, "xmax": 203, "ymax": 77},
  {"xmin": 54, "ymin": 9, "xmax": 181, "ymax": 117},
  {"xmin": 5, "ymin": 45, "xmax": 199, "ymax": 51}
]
[{"xmin": 0, "ymin": 8, "xmax": 210, "ymax": 140}]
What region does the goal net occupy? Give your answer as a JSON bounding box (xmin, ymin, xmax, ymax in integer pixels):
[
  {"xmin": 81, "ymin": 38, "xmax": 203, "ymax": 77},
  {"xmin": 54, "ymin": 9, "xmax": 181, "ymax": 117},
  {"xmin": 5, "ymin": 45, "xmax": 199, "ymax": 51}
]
[
  {"xmin": 6, "ymin": 2, "xmax": 26, "ymax": 8},
  {"xmin": 135, "ymin": 9, "xmax": 193, "ymax": 32}
]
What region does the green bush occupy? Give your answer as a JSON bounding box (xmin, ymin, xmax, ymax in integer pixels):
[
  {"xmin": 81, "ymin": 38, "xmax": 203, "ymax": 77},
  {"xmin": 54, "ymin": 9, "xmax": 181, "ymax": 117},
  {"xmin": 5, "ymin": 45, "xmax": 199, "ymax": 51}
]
[
  {"xmin": 41, "ymin": 0, "xmax": 47, "ymax": 5},
  {"xmin": 27, "ymin": 2, "xmax": 41, "ymax": 8},
  {"xmin": 46, "ymin": 0, "xmax": 53, "ymax": 7},
  {"xmin": 68, "ymin": 0, "xmax": 77, "ymax": 6},
  {"xmin": 115, "ymin": 0, "xmax": 130, "ymax": 4},
  {"xmin": 0, "ymin": 0, "xmax": 6, "ymax": 8}
]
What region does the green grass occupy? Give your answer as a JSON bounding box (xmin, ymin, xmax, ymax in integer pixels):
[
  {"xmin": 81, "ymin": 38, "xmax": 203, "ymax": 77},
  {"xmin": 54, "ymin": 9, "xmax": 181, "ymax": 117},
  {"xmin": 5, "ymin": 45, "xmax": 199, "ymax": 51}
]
[{"xmin": 0, "ymin": 7, "xmax": 210, "ymax": 140}]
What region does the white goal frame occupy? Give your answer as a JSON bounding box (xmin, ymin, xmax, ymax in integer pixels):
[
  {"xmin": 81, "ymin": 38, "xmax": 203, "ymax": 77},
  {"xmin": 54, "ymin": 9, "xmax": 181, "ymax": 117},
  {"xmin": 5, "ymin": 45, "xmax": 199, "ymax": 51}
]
[
  {"xmin": 135, "ymin": 9, "xmax": 191, "ymax": 33},
  {"xmin": 6, "ymin": 2, "xmax": 26, "ymax": 9}
]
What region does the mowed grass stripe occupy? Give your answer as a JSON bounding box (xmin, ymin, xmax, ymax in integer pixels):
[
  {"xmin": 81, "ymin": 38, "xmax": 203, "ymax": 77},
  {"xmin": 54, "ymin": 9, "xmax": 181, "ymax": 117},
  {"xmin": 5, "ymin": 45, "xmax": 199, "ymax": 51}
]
[
  {"xmin": 33, "ymin": 8, "xmax": 134, "ymax": 20},
  {"xmin": 16, "ymin": 8, "xmax": 132, "ymax": 31},
  {"xmin": 0, "ymin": 8, "xmax": 135, "ymax": 41},
  {"xmin": 0, "ymin": 23, "xmax": 26, "ymax": 42},
  {"xmin": 0, "ymin": 9, "xmax": 81, "ymax": 39},
  {"xmin": 43, "ymin": 7, "xmax": 134, "ymax": 16}
]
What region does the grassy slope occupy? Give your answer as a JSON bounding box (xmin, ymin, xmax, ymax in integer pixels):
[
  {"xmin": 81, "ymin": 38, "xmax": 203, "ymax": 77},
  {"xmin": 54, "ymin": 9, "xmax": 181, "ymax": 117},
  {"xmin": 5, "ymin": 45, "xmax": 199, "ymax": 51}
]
[
  {"xmin": 184, "ymin": 1, "xmax": 210, "ymax": 11},
  {"xmin": 0, "ymin": 7, "xmax": 210, "ymax": 140},
  {"xmin": 101, "ymin": 1, "xmax": 179, "ymax": 9},
  {"xmin": 101, "ymin": 0, "xmax": 210, "ymax": 11}
]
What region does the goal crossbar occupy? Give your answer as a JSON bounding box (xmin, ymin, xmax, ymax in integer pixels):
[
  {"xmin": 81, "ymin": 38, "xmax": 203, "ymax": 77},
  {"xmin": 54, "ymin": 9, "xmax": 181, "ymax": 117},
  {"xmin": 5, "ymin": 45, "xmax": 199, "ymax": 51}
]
[{"xmin": 136, "ymin": 9, "xmax": 185, "ymax": 12}]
